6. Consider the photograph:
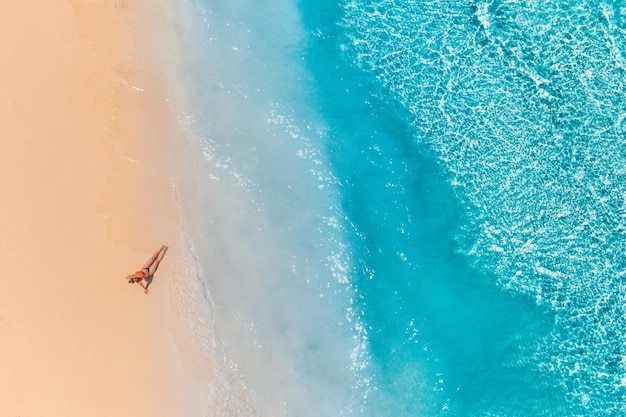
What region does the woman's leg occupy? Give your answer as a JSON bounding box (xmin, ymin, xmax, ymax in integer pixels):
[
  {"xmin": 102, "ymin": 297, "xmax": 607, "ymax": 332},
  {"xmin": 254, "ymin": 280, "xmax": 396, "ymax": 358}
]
[
  {"xmin": 142, "ymin": 246, "xmax": 165, "ymax": 269},
  {"xmin": 147, "ymin": 246, "xmax": 168, "ymax": 276}
]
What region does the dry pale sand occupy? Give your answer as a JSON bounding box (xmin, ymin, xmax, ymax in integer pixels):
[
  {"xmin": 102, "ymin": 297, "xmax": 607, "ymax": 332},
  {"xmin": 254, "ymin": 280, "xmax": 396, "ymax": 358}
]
[{"xmin": 0, "ymin": 0, "xmax": 209, "ymax": 415}]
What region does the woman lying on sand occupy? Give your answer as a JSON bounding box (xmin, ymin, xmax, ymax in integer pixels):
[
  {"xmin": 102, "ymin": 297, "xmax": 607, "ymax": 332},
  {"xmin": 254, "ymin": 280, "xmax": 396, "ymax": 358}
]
[{"xmin": 126, "ymin": 245, "xmax": 168, "ymax": 294}]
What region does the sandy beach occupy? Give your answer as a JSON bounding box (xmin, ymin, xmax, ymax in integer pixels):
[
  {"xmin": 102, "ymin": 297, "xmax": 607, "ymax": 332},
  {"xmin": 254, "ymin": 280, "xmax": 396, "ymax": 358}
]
[{"xmin": 0, "ymin": 1, "xmax": 208, "ymax": 415}]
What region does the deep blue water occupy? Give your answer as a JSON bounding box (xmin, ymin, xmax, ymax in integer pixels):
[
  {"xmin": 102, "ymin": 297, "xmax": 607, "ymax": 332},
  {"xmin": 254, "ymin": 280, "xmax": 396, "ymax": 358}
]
[{"xmin": 174, "ymin": 0, "xmax": 626, "ymax": 416}]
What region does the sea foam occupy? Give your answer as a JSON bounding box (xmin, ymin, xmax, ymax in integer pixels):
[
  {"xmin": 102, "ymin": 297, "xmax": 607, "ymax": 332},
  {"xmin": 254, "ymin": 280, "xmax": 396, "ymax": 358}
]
[{"xmin": 168, "ymin": 0, "xmax": 367, "ymax": 416}]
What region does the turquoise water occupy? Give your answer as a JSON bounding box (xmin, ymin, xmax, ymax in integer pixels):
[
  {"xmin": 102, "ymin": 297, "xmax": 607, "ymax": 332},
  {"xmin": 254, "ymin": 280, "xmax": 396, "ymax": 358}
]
[{"xmin": 173, "ymin": 0, "xmax": 626, "ymax": 416}]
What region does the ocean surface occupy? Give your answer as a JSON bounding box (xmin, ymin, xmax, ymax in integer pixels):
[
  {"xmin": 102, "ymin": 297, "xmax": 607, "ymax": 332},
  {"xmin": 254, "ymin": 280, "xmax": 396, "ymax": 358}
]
[{"xmin": 170, "ymin": 0, "xmax": 626, "ymax": 416}]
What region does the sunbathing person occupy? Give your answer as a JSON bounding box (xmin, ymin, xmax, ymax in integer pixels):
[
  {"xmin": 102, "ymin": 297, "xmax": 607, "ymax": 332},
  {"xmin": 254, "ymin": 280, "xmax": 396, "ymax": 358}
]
[{"xmin": 126, "ymin": 245, "xmax": 168, "ymax": 294}]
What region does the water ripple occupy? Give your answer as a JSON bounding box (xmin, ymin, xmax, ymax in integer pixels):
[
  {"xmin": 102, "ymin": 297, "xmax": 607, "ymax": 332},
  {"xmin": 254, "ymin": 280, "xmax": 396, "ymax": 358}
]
[{"xmin": 343, "ymin": 0, "xmax": 626, "ymax": 414}]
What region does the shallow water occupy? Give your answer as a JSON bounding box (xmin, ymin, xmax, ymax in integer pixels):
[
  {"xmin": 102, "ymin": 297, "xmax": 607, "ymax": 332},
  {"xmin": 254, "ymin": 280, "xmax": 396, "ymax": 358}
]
[{"xmin": 172, "ymin": 0, "xmax": 626, "ymax": 415}]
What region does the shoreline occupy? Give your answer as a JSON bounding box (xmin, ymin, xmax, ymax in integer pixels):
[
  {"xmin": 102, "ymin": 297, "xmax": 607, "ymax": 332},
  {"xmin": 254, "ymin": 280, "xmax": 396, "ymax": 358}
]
[{"xmin": 0, "ymin": 1, "xmax": 210, "ymax": 415}]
